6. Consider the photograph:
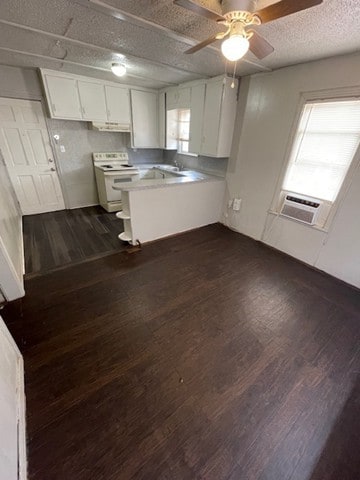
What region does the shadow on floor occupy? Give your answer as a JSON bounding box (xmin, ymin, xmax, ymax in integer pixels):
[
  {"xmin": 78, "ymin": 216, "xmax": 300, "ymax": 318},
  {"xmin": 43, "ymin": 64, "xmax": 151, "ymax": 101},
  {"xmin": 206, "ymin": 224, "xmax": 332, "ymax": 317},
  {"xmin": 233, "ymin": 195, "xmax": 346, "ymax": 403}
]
[
  {"xmin": 309, "ymin": 378, "xmax": 360, "ymax": 480},
  {"xmin": 23, "ymin": 206, "xmax": 126, "ymax": 276}
]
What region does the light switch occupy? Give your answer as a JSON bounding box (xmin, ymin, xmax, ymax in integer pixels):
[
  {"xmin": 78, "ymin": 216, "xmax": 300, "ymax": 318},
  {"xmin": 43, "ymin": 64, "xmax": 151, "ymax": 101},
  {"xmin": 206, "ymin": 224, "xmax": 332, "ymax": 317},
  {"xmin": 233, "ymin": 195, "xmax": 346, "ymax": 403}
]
[{"xmin": 60, "ymin": 145, "xmax": 66, "ymax": 153}]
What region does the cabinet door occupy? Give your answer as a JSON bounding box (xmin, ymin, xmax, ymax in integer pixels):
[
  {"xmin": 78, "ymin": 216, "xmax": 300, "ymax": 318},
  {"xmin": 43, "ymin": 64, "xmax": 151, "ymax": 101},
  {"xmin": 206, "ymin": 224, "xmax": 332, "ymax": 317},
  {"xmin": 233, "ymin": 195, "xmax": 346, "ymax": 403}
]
[
  {"xmin": 189, "ymin": 84, "xmax": 205, "ymax": 154},
  {"xmin": 78, "ymin": 81, "xmax": 107, "ymax": 121},
  {"xmin": 177, "ymin": 88, "xmax": 191, "ymax": 108},
  {"xmin": 105, "ymin": 86, "xmax": 131, "ymax": 124},
  {"xmin": 131, "ymin": 90, "xmax": 159, "ymax": 148},
  {"xmin": 44, "ymin": 74, "xmax": 82, "ymax": 120},
  {"xmin": 166, "ymin": 89, "xmax": 179, "ymax": 110},
  {"xmin": 158, "ymin": 92, "xmax": 166, "ymax": 149},
  {"xmin": 201, "ymin": 82, "xmax": 223, "ymax": 156}
]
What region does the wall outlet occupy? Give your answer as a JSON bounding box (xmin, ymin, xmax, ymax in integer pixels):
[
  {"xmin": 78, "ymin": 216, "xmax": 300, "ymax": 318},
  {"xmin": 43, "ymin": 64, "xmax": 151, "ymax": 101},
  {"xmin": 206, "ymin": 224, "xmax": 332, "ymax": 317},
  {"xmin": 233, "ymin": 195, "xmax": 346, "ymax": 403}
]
[
  {"xmin": 233, "ymin": 198, "xmax": 242, "ymax": 211},
  {"xmin": 60, "ymin": 145, "xmax": 66, "ymax": 153}
]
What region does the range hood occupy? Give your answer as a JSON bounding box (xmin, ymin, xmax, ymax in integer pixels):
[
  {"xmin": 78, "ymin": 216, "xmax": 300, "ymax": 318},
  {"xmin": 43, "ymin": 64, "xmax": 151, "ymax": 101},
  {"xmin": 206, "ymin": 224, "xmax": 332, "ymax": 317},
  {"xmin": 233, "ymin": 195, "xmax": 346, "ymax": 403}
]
[{"xmin": 90, "ymin": 122, "xmax": 131, "ymax": 132}]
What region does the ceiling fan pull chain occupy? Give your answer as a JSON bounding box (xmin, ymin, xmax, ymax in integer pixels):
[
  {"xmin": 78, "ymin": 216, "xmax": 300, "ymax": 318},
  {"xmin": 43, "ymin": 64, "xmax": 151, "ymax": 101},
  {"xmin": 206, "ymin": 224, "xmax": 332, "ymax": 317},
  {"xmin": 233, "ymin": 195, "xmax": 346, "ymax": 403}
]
[{"xmin": 231, "ymin": 61, "xmax": 237, "ymax": 88}]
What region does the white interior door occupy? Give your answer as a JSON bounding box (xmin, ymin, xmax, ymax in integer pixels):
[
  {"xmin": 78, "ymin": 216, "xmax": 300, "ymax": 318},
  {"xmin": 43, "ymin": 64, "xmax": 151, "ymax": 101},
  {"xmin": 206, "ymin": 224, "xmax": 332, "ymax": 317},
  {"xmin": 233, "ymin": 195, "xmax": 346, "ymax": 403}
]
[
  {"xmin": 0, "ymin": 316, "xmax": 26, "ymax": 480},
  {"xmin": 0, "ymin": 98, "xmax": 65, "ymax": 215}
]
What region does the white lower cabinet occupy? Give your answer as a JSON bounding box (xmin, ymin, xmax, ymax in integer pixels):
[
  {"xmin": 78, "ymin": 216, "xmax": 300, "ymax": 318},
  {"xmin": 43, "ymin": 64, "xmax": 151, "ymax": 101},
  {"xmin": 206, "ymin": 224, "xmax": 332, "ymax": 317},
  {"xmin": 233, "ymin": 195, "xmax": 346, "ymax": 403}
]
[{"xmin": 131, "ymin": 90, "xmax": 159, "ymax": 148}]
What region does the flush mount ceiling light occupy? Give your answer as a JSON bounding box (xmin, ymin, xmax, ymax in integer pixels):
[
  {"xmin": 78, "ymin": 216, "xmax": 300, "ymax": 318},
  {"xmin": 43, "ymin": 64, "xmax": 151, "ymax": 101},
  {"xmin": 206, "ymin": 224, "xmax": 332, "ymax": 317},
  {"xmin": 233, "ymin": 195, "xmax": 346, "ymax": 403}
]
[
  {"xmin": 174, "ymin": 0, "xmax": 323, "ymax": 62},
  {"xmin": 111, "ymin": 63, "xmax": 127, "ymax": 77}
]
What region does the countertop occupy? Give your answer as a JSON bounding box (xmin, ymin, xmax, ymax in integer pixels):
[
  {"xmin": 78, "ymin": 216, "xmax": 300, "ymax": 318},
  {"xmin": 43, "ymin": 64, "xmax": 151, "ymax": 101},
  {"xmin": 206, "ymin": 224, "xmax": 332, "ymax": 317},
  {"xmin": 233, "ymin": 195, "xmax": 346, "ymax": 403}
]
[{"xmin": 113, "ymin": 165, "xmax": 224, "ymax": 192}]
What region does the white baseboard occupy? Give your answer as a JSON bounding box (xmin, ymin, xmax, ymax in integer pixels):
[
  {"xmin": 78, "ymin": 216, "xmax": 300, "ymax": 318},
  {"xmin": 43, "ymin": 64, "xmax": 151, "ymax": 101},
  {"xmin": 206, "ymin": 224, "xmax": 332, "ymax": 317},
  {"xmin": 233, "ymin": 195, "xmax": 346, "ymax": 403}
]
[{"xmin": 17, "ymin": 356, "xmax": 27, "ymax": 480}]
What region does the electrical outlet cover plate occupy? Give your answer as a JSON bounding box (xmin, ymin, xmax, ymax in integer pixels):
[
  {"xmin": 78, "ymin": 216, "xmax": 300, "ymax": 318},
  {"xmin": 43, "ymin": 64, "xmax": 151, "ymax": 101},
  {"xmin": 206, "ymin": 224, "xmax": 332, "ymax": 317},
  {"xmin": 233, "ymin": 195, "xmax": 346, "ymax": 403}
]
[{"xmin": 233, "ymin": 198, "xmax": 242, "ymax": 211}]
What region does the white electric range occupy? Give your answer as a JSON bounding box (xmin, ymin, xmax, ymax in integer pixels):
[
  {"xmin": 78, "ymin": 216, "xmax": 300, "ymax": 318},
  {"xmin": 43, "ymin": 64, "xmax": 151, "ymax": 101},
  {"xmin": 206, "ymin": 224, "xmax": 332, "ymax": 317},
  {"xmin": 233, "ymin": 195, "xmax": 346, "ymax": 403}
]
[{"xmin": 93, "ymin": 152, "xmax": 140, "ymax": 212}]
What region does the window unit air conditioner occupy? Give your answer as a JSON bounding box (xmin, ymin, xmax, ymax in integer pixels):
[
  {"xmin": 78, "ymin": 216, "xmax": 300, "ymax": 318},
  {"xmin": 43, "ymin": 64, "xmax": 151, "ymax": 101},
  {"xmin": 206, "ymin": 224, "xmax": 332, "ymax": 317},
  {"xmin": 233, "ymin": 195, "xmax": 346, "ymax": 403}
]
[{"xmin": 280, "ymin": 194, "xmax": 322, "ymax": 225}]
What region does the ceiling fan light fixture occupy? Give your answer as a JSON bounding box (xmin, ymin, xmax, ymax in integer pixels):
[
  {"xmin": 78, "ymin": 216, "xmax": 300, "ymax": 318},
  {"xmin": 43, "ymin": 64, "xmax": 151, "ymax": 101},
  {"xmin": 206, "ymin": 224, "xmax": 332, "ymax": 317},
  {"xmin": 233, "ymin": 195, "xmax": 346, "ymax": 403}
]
[
  {"xmin": 111, "ymin": 63, "xmax": 127, "ymax": 77},
  {"xmin": 221, "ymin": 34, "xmax": 249, "ymax": 62}
]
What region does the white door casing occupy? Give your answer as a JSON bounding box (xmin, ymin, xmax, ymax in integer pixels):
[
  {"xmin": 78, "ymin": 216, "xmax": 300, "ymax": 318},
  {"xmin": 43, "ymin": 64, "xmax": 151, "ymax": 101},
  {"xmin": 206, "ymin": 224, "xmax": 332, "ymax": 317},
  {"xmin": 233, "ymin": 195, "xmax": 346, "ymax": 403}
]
[
  {"xmin": 0, "ymin": 316, "xmax": 26, "ymax": 480},
  {"xmin": 0, "ymin": 98, "xmax": 65, "ymax": 215}
]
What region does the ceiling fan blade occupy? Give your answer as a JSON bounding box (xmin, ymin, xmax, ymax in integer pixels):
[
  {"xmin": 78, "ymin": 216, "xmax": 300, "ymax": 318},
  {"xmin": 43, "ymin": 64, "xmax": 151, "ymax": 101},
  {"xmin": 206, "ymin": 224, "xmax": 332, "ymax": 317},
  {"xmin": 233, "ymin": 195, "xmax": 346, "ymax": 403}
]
[
  {"xmin": 255, "ymin": 0, "xmax": 323, "ymax": 24},
  {"xmin": 185, "ymin": 35, "xmax": 219, "ymax": 54},
  {"xmin": 174, "ymin": 0, "xmax": 225, "ymax": 22},
  {"xmin": 249, "ymin": 31, "xmax": 274, "ymax": 59}
]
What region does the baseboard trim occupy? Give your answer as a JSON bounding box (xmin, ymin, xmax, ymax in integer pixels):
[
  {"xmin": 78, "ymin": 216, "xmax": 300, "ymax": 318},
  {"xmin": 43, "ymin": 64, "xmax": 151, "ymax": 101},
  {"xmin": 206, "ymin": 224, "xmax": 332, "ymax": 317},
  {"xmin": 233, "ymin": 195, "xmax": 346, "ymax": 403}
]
[{"xmin": 17, "ymin": 356, "xmax": 27, "ymax": 480}]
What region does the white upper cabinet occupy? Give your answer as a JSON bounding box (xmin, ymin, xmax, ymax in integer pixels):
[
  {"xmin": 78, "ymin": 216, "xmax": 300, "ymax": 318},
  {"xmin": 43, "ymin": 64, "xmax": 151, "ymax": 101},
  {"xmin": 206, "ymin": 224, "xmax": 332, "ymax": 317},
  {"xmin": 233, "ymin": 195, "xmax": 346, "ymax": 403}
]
[
  {"xmin": 158, "ymin": 92, "xmax": 166, "ymax": 149},
  {"xmin": 188, "ymin": 83, "xmax": 206, "ymax": 155},
  {"xmin": 105, "ymin": 85, "xmax": 131, "ymax": 124},
  {"xmin": 42, "ymin": 73, "xmax": 82, "ymax": 120},
  {"xmin": 131, "ymin": 90, "xmax": 159, "ymax": 148},
  {"xmin": 166, "ymin": 87, "xmax": 191, "ymax": 110},
  {"xmin": 78, "ymin": 81, "xmax": 107, "ymax": 122},
  {"xmin": 165, "ymin": 77, "xmax": 237, "ymax": 158},
  {"xmin": 41, "ymin": 70, "xmax": 133, "ymax": 125},
  {"xmin": 201, "ymin": 78, "xmax": 238, "ymax": 158}
]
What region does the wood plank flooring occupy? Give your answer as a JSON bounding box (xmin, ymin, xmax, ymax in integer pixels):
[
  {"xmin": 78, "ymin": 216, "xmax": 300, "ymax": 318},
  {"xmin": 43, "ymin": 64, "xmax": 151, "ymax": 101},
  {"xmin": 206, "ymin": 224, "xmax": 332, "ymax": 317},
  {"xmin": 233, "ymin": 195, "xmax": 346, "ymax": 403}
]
[
  {"xmin": 3, "ymin": 224, "xmax": 360, "ymax": 480},
  {"xmin": 23, "ymin": 206, "xmax": 125, "ymax": 276}
]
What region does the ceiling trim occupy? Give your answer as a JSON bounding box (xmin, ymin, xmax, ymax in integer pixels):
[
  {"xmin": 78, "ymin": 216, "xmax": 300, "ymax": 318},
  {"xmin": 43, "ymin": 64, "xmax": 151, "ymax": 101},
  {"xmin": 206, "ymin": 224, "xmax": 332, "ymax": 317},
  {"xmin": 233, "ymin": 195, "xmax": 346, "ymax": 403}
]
[
  {"xmin": 0, "ymin": 19, "xmax": 207, "ymax": 81},
  {"xmin": 0, "ymin": 46, "xmax": 177, "ymax": 85},
  {"xmin": 74, "ymin": 0, "xmax": 270, "ymax": 72}
]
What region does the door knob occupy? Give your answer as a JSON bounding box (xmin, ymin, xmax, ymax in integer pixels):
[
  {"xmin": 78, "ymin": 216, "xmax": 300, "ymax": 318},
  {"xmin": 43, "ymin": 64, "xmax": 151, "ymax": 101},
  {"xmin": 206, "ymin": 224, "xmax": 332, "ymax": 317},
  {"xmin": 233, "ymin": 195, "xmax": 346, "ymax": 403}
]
[
  {"xmin": 50, "ymin": 168, "xmax": 56, "ymax": 172},
  {"xmin": 48, "ymin": 158, "xmax": 53, "ymax": 162}
]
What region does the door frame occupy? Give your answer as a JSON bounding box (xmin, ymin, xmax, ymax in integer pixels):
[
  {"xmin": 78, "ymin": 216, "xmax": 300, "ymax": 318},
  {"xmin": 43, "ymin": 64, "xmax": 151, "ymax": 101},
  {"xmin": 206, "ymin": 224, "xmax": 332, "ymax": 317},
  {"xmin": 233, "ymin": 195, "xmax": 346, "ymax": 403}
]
[
  {"xmin": 0, "ymin": 317, "xmax": 27, "ymax": 480},
  {"xmin": 0, "ymin": 94, "xmax": 69, "ymax": 211}
]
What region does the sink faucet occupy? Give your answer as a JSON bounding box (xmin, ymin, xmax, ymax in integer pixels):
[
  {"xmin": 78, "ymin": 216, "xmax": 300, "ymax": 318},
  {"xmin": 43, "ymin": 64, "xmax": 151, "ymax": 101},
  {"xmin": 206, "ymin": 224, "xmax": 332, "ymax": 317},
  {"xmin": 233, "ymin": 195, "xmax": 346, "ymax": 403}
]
[{"xmin": 174, "ymin": 159, "xmax": 184, "ymax": 171}]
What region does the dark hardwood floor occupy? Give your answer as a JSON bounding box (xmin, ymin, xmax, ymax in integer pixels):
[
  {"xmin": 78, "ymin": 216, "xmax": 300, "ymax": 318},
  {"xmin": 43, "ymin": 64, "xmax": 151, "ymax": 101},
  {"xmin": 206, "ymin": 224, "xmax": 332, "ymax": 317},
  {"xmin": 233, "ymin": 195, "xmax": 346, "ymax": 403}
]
[
  {"xmin": 23, "ymin": 206, "xmax": 125, "ymax": 276},
  {"xmin": 3, "ymin": 224, "xmax": 360, "ymax": 480}
]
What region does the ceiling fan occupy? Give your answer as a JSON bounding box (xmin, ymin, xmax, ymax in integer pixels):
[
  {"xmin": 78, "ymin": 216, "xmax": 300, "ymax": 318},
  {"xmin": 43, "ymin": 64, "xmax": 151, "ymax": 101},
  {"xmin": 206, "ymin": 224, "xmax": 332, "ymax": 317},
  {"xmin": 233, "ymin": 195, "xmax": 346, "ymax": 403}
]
[{"xmin": 174, "ymin": 0, "xmax": 323, "ymax": 62}]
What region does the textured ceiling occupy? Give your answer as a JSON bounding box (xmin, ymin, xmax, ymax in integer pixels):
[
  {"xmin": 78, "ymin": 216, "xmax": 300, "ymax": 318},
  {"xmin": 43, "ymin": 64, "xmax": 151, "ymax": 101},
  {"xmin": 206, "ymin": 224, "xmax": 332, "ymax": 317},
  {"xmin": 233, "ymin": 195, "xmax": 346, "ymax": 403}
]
[{"xmin": 0, "ymin": 0, "xmax": 359, "ymax": 89}]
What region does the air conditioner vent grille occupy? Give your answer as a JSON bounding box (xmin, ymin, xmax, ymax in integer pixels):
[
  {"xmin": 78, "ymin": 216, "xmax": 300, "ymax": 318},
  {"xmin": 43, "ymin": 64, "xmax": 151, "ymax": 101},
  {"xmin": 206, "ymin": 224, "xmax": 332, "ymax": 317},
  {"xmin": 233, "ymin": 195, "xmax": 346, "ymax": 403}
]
[{"xmin": 281, "ymin": 204, "xmax": 316, "ymax": 224}]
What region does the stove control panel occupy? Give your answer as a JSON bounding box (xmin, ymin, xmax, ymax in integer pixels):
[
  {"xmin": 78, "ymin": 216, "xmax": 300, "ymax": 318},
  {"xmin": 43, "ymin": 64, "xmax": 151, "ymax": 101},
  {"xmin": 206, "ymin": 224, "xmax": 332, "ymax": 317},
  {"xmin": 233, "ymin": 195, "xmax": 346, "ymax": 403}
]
[{"xmin": 93, "ymin": 152, "xmax": 129, "ymax": 162}]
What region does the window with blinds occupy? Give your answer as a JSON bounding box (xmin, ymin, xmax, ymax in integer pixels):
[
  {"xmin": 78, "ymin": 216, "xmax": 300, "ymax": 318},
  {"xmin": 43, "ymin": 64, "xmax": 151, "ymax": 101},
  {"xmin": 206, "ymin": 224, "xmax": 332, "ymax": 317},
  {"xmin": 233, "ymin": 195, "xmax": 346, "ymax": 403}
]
[
  {"xmin": 177, "ymin": 109, "xmax": 190, "ymax": 154},
  {"xmin": 283, "ymin": 99, "xmax": 360, "ymax": 202}
]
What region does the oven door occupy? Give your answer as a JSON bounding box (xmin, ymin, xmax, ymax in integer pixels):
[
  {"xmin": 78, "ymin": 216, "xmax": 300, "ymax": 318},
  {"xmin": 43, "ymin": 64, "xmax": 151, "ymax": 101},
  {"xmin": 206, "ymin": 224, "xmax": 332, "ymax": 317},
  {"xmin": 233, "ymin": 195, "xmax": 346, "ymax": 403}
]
[{"xmin": 104, "ymin": 171, "xmax": 139, "ymax": 202}]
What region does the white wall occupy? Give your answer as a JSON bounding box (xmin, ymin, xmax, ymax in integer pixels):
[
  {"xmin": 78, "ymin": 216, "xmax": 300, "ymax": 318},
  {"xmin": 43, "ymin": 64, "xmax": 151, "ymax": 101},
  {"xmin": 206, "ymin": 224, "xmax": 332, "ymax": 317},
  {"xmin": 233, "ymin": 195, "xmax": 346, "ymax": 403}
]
[
  {"xmin": 0, "ymin": 64, "xmax": 42, "ymax": 100},
  {"xmin": 0, "ymin": 316, "xmax": 26, "ymax": 480},
  {"xmin": 0, "ymin": 151, "xmax": 24, "ymax": 300},
  {"xmin": 224, "ymin": 51, "xmax": 360, "ymax": 289}
]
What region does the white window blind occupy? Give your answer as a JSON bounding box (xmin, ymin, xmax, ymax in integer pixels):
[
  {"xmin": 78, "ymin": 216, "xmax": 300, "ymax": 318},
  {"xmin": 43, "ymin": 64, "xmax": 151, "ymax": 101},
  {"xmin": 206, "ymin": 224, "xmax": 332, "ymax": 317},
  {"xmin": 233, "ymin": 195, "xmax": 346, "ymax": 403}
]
[
  {"xmin": 177, "ymin": 109, "xmax": 190, "ymax": 154},
  {"xmin": 283, "ymin": 99, "xmax": 360, "ymax": 202}
]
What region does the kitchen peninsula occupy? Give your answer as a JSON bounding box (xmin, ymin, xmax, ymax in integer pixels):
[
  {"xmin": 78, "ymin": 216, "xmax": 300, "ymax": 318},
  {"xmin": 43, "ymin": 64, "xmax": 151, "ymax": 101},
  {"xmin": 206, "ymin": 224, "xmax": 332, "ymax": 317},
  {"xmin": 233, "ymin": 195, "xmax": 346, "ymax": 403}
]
[{"xmin": 114, "ymin": 167, "xmax": 225, "ymax": 245}]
